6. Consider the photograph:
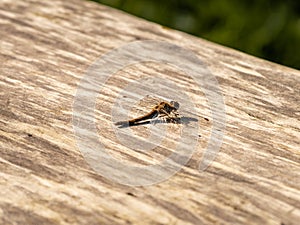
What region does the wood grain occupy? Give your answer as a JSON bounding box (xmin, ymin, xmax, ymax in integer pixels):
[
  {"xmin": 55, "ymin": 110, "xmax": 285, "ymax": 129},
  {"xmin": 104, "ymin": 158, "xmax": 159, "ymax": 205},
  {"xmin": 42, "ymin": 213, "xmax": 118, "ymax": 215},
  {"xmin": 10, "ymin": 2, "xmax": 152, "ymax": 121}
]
[{"xmin": 0, "ymin": 0, "xmax": 299, "ymax": 224}]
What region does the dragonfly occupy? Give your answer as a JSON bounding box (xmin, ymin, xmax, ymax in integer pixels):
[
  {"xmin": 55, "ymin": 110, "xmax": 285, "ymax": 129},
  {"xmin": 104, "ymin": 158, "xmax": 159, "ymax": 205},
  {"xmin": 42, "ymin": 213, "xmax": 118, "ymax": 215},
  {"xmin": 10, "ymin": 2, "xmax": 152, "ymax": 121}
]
[{"xmin": 115, "ymin": 101, "xmax": 181, "ymax": 127}]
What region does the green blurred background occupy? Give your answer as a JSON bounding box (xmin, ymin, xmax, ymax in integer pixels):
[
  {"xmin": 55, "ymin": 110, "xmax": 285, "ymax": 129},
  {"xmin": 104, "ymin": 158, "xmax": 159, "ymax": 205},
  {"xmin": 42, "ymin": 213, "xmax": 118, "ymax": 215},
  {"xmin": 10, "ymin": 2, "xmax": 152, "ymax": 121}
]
[{"xmin": 91, "ymin": 0, "xmax": 300, "ymax": 70}]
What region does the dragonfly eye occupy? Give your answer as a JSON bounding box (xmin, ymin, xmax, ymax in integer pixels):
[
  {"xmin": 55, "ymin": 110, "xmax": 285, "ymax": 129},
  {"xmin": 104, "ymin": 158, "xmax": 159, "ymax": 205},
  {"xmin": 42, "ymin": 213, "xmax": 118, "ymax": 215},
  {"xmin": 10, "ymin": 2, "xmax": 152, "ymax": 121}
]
[{"xmin": 170, "ymin": 101, "xmax": 180, "ymax": 109}]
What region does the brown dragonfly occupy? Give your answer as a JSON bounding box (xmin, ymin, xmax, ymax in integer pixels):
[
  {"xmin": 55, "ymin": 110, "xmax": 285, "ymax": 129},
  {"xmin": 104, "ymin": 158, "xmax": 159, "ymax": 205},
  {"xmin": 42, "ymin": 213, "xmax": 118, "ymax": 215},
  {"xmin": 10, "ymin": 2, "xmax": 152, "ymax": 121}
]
[{"xmin": 115, "ymin": 101, "xmax": 181, "ymax": 127}]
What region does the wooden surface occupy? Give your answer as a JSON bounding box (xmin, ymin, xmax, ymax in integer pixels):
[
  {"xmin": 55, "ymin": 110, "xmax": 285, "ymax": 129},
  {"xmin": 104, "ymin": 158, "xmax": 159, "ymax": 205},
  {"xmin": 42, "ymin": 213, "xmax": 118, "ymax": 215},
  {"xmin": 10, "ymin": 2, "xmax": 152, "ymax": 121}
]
[{"xmin": 0, "ymin": 0, "xmax": 300, "ymax": 224}]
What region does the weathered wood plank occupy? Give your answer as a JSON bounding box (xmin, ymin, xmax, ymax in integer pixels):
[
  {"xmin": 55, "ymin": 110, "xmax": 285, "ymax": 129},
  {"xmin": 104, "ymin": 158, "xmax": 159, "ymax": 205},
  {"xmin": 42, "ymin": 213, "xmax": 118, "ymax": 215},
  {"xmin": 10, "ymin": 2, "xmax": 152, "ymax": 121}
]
[{"xmin": 0, "ymin": 0, "xmax": 299, "ymax": 224}]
